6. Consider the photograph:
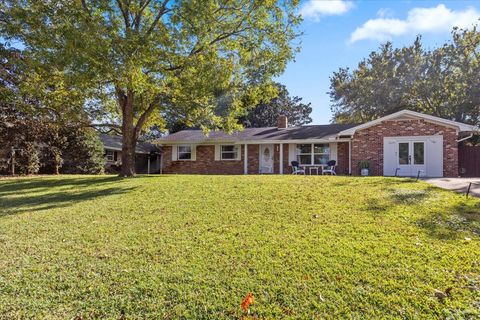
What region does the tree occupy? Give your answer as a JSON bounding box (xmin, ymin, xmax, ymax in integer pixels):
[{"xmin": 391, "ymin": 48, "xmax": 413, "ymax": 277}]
[
  {"xmin": 60, "ymin": 126, "xmax": 105, "ymax": 174},
  {"xmin": 1, "ymin": 0, "xmax": 301, "ymax": 176},
  {"xmin": 240, "ymin": 83, "xmax": 312, "ymax": 127},
  {"xmin": 329, "ymin": 28, "xmax": 480, "ymax": 126}
]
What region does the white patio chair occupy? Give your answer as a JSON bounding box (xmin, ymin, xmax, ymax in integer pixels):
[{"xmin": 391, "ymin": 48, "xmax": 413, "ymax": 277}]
[
  {"xmin": 291, "ymin": 161, "xmax": 306, "ymax": 175},
  {"xmin": 322, "ymin": 160, "xmax": 336, "ymax": 175}
]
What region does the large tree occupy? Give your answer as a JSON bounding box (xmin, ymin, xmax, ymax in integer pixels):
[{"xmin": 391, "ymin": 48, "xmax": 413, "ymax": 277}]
[
  {"xmin": 1, "ymin": 0, "xmax": 301, "ymax": 176},
  {"xmin": 240, "ymin": 83, "xmax": 312, "ymax": 127},
  {"xmin": 329, "ymin": 27, "xmax": 480, "ymax": 126}
]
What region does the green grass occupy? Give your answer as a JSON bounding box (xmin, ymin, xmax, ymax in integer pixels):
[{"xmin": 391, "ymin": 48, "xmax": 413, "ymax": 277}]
[{"xmin": 0, "ymin": 175, "xmax": 479, "ymax": 319}]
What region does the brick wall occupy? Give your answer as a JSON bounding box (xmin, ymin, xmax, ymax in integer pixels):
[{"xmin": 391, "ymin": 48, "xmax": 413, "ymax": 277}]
[
  {"xmin": 337, "ymin": 142, "xmax": 350, "ymax": 175},
  {"xmin": 351, "ymin": 119, "xmax": 458, "ymax": 177},
  {"xmin": 162, "ymin": 145, "xmax": 246, "ymax": 174}
]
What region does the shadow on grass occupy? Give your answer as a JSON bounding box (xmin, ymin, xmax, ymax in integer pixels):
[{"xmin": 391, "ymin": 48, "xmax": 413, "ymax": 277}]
[
  {"xmin": 363, "ymin": 182, "xmax": 480, "ymax": 240},
  {"xmin": 0, "ymin": 176, "xmax": 133, "ymax": 216},
  {"xmin": 416, "ymin": 201, "xmax": 480, "ymax": 240},
  {"xmin": 0, "ymin": 176, "xmax": 123, "ymax": 197}
]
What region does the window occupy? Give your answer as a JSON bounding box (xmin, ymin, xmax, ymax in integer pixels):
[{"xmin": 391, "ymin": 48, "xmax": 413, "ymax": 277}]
[
  {"xmin": 398, "ymin": 143, "xmax": 409, "ymax": 165},
  {"xmin": 105, "ymin": 150, "xmax": 115, "ymax": 162},
  {"xmin": 177, "ymin": 145, "xmax": 192, "ymax": 160},
  {"xmin": 221, "ymin": 145, "xmax": 238, "ymax": 160},
  {"xmin": 413, "ymin": 142, "xmax": 424, "ymax": 165},
  {"xmin": 296, "ymin": 143, "xmax": 330, "ymax": 165}
]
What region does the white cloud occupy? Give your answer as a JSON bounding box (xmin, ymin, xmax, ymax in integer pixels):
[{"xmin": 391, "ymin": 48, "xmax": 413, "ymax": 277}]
[
  {"xmin": 300, "ymin": 0, "xmax": 354, "ymax": 21},
  {"xmin": 350, "ymin": 4, "xmax": 480, "ymax": 43}
]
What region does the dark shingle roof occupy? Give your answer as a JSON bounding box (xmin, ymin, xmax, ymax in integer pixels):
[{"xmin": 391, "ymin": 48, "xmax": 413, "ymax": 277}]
[
  {"xmin": 99, "ymin": 134, "xmax": 159, "ymax": 153},
  {"xmin": 159, "ymin": 124, "xmax": 356, "ymax": 143}
]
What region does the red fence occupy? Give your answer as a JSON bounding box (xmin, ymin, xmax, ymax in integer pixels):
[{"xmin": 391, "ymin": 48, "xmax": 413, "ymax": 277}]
[{"xmin": 459, "ymin": 146, "xmax": 480, "ymax": 177}]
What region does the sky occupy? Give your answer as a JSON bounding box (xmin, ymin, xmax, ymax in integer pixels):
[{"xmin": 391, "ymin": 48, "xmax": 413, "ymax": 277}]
[{"xmin": 278, "ymin": 0, "xmax": 480, "ymax": 124}]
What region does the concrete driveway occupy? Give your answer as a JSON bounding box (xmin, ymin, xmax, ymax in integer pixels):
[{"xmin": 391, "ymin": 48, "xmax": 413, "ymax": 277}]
[{"xmin": 424, "ymin": 177, "xmax": 480, "ymax": 197}]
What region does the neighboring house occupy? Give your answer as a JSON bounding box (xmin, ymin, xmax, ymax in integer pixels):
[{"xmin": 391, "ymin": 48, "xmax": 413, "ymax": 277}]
[
  {"xmin": 100, "ymin": 134, "xmax": 162, "ymax": 174},
  {"xmin": 158, "ymin": 110, "xmax": 478, "ymax": 177}
]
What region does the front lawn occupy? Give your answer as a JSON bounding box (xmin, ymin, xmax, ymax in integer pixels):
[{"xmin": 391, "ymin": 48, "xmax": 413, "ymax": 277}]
[{"xmin": 0, "ymin": 175, "xmax": 479, "ymax": 319}]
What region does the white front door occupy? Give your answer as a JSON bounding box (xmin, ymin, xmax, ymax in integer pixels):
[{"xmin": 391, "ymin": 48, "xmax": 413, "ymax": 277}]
[
  {"xmin": 259, "ymin": 144, "xmax": 274, "ymax": 174},
  {"xmin": 384, "ymin": 136, "xmax": 443, "ymax": 177}
]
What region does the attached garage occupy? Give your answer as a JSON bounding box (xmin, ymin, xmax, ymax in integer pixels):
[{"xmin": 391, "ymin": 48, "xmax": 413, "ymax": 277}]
[
  {"xmin": 338, "ymin": 110, "xmax": 478, "ymax": 178},
  {"xmin": 383, "ymin": 135, "xmax": 443, "ymax": 177}
]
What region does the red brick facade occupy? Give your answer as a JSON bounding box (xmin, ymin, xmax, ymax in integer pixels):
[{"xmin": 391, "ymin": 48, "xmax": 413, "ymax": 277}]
[
  {"xmin": 161, "ymin": 119, "xmax": 459, "ymax": 177},
  {"xmin": 350, "ymin": 119, "xmax": 458, "ymax": 177},
  {"xmin": 162, "ymin": 145, "xmax": 247, "ymax": 174},
  {"xmin": 162, "ymin": 144, "xmax": 301, "ymax": 174}
]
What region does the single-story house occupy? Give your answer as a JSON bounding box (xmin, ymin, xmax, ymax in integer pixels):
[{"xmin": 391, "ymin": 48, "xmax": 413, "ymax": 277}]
[
  {"xmin": 157, "ymin": 110, "xmax": 478, "ymax": 177},
  {"xmin": 99, "ymin": 134, "xmax": 161, "ymax": 174}
]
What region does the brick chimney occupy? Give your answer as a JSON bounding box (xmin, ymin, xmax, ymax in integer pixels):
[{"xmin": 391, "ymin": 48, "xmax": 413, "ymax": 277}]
[{"xmin": 277, "ymin": 115, "xmax": 288, "ymax": 129}]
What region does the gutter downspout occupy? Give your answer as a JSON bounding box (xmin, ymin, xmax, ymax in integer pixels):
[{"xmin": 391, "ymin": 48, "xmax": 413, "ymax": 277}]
[{"xmin": 456, "ymin": 134, "xmax": 473, "ymax": 143}]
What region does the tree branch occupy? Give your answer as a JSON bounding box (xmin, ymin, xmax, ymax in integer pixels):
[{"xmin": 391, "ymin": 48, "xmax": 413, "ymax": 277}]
[
  {"xmin": 81, "ymin": 0, "xmax": 92, "ymax": 18},
  {"xmin": 134, "ymin": 98, "xmax": 158, "ymax": 138},
  {"xmin": 145, "ymin": 0, "xmax": 170, "ymax": 36}
]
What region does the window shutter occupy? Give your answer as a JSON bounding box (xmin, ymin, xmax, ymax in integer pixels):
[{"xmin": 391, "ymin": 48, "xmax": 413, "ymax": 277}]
[
  {"xmin": 288, "ymin": 144, "xmax": 296, "ymax": 164},
  {"xmin": 214, "ymin": 145, "xmax": 220, "ymax": 161},
  {"xmin": 329, "ymin": 143, "xmax": 337, "ymax": 161},
  {"xmin": 114, "ymin": 151, "xmax": 118, "ymax": 161},
  {"xmin": 172, "ymin": 146, "xmax": 177, "ymax": 161},
  {"xmin": 191, "ymin": 145, "xmax": 197, "ymax": 161},
  {"xmin": 235, "ymin": 145, "xmax": 241, "ymax": 160}
]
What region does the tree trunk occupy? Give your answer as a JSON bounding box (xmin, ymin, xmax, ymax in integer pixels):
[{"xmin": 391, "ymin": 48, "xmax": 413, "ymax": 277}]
[{"xmin": 119, "ymin": 91, "xmax": 137, "ymax": 177}]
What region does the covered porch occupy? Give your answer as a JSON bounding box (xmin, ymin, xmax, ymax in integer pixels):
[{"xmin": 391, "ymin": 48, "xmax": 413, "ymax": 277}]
[{"xmin": 241, "ymin": 140, "xmax": 351, "ymax": 175}]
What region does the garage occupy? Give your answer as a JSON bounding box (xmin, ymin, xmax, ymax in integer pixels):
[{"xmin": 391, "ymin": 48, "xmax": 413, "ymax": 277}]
[{"xmin": 383, "ymin": 136, "xmax": 443, "ymax": 177}]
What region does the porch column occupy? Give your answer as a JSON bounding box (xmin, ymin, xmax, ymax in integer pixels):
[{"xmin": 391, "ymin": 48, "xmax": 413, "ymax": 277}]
[
  {"xmin": 244, "ymin": 144, "xmax": 248, "ymax": 174},
  {"xmin": 348, "ymin": 140, "xmax": 352, "ymax": 175},
  {"xmin": 279, "ymin": 143, "xmax": 283, "ymax": 174},
  {"xmin": 147, "ymin": 156, "xmax": 151, "ymax": 174}
]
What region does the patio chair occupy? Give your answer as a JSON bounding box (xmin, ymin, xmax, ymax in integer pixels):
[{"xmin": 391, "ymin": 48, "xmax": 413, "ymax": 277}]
[
  {"xmin": 291, "ymin": 161, "xmax": 305, "ymax": 175},
  {"xmin": 322, "ymin": 160, "xmax": 336, "ymax": 175}
]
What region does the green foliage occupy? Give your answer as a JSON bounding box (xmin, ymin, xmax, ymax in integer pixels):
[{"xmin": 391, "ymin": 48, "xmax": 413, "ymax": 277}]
[
  {"xmin": 0, "ymin": 1, "xmax": 302, "ymax": 175},
  {"xmin": 330, "ymin": 28, "xmax": 480, "ymax": 125},
  {"xmin": 0, "ymin": 175, "xmax": 478, "ymax": 318},
  {"xmin": 240, "ymin": 83, "xmax": 313, "ymax": 127},
  {"xmin": 0, "ymin": 105, "xmax": 105, "ymax": 175},
  {"xmin": 358, "ymin": 160, "xmax": 370, "ymax": 170},
  {"xmin": 60, "ymin": 127, "xmax": 105, "ymax": 174},
  {"xmin": 17, "ymin": 142, "xmax": 40, "ymax": 175}
]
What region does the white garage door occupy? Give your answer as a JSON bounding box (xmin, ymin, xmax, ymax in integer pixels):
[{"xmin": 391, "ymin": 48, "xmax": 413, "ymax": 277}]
[{"xmin": 384, "ymin": 136, "xmax": 443, "ymax": 177}]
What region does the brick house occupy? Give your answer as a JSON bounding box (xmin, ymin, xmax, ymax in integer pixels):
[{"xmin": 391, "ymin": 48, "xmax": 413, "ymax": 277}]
[
  {"xmin": 99, "ymin": 134, "xmax": 162, "ymax": 174},
  {"xmin": 158, "ymin": 110, "xmax": 478, "ymax": 177}
]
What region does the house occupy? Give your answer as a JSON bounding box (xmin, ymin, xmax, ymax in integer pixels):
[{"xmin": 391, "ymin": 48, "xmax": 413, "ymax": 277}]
[
  {"xmin": 158, "ymin": 110, "xmax": 478, "ymax": 177},
  {"xmin": 99, "ymin": 134, "xmax": 161, "ymax": 174}
]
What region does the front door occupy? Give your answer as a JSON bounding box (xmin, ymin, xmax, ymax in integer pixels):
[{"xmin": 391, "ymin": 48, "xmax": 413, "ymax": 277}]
[{"xmin": 259, "ymin": 144, "xmax": 274, "ymax": 174}]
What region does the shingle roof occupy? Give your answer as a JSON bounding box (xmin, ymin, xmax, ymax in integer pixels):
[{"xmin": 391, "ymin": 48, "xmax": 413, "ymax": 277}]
[
  {"xmin": 159, "ymin": 124, "xmax": 356, "ymax": 143},
  {"xmin": 99, "ymin": 134, "xmax": 160, "ymax": 153}
]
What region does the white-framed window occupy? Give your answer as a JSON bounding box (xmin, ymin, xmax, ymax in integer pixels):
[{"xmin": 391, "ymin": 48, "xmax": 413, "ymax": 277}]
[
  {"xmin": 177, "ymin": 145, "xmax": 192, "ymax": 160},
  {"xmin": 105, "ymin": 150, "xmax": 115, "ymax": 162},
  {"xmin": 296, "ymin": 143, "xmax": 330, "ymax": 165},
  {"xmin": 220, "ymin": 145, "xmax": 238, "ymax": 160}
]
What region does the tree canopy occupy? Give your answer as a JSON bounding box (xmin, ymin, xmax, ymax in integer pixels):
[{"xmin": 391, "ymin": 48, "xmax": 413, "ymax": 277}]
[
  {"xmin": 0, "ymin": 0, "xmax": 301, "ymax": 176},
  {"xmin": 329, "ymin": 27, "xmax": 480, "ymax": 126},
  {"xmin": 240, "ymin": 83, "xmax": 312, "ymax": 127}
]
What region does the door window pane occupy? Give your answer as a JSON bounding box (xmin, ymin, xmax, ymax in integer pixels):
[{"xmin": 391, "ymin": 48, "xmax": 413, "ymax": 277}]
[
  {"xmin": 413, "ymin": 142, "xmax": 424, "ymax": 165},
  {"xmin": 399, "ymin": 143, "xmax": 409, "ymax": 165}
]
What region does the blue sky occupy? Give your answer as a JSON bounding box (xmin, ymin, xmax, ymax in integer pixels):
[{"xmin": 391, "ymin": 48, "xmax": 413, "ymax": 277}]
[{"xmin": 278, "ymin": 0, "xmax": 480, "ymax": 124}]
